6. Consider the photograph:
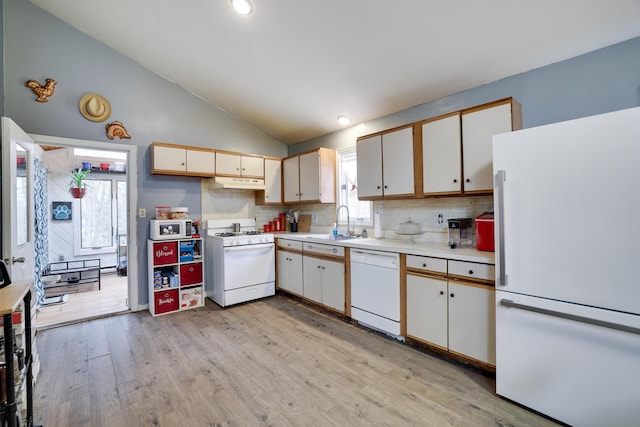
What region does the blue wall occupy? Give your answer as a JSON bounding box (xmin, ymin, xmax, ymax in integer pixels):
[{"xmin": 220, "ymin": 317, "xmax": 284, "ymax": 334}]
[
  {"xmin": 290, "ymin": 36, "xmax": 640, "ymax": 155},
  {"xmin": 2, "ymin": 0, "xmax": 287, "ymax": 305}
]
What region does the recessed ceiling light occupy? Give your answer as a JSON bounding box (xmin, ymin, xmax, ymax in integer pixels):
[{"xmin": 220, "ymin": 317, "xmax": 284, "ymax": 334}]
[
  {"xmin": 337, "ymin": 115, "xmax": 351, "ymax": 125},
  {"xmin": 231, "ymin": 0, "xmax": 253, "ymax": 15}
]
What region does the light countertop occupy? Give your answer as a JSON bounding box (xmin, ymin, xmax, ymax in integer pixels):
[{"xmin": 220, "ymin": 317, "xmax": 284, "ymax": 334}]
[{"xmin": 275, "ymin": 232, "xmax": 495, "ymax": 264}]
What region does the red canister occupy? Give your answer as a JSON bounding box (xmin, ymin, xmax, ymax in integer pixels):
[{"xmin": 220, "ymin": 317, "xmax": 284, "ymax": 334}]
[{"xmin": 475, "ymin": 212, "xmax": 495, "ymax": 252}]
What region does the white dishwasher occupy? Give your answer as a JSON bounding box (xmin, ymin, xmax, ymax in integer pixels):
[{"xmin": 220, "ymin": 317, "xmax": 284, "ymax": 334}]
[{"xmin": 350, "ymin": 249, "xmax": 402, "ymax": 339}]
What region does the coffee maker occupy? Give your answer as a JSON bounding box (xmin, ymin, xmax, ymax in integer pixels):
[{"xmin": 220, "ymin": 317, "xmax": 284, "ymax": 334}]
[{"xmin": 447, "ymin": 218, "xmax": 473, "ymax": 248}]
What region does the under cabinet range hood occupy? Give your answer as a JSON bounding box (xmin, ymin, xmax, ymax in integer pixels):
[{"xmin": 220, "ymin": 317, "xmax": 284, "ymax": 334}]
[{"xmin": 210, "ymin": 176, "xmax": 266, "ymax": 190}]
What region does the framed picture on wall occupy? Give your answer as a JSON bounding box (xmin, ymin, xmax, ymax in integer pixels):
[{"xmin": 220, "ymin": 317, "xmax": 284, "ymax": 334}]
[{"xmin": 51, "ymin": 201, "xmax": 72, "ymax": 220}]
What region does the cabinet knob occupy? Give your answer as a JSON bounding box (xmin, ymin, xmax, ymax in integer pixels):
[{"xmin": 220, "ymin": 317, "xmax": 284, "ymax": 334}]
[
  {"xmin": 465, "ymin": 178, "xmax": 471, "ymax": 183},
  {"xmin": 317, "ymin": 265, "xmax": 321, "ymax": 269},
  {"xmin": 468, "ymin": 270, "xmax": 474, "ymax": 275},
  {"xmin": 322, "ymin": 266, "xmax": 325, "ymax": 270},
  {"xmin": 422, "ymin": 263, "xmax": 427, "ymax": 268},
  {"xmin": 384, "ymin": 185, "xmax": 388, "ymax": 189},
  {"xmin": 452, "ymin": 179, "xmax": 457, "ymax": 183},
  {"xmin": 450, "ymin": 293, "xmax": 455, "ymax": 298},
  {"xmin": 439, "ymin": 290, "xmax": 444, "ymax": 295},
  {"xmin": 377, "ymin": 186, "xmax": 381, "ymax": 189}
]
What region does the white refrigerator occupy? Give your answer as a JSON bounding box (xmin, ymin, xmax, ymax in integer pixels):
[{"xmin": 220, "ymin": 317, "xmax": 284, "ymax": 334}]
[{"xmin": 493, "ymin": 106, "xmax": 640, "ymax": 427}]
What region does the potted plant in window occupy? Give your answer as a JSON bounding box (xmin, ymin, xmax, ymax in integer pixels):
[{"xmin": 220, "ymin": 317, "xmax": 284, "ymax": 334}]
[{"xmin": 69, "ymin": 168, "xmax": 91, "ymax": 198}]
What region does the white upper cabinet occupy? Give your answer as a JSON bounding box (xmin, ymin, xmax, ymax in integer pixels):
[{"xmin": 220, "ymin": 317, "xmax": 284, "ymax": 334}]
[
  {"xmin": 150, "ymin": 142, "xmax": 215, "ymax": 177},
  {"xmin": 357, "ymin": 126, "xmax": 415, "ymax": 199},
  {"xmin": 422, "ymin": 113, "xmax": 462, "ymax": 195},
  {"xmin": 356, "ymin": 134, "xmax": 383, "ymax": 198},
  {"xmin": 215, "ymin": 152, "xmax": 264, "ymax": 178},
  {"xmin": 461, "ymin": 99, "xmax": 521, "ymax": 193},
  {"xmin": 256, "ymin": 157, "xmax": 282, "ymax": 205},
  {"xmin": 283, "ymin": 156, "xmax": 300, "ymax": 203},
  {"xmin": 283, "ymin": 148, "xmax": 336, "ymax": 203}
]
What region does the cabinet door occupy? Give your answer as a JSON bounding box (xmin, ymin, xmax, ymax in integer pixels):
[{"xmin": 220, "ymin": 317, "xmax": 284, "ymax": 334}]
[
  {"xmin": 283, "ymin": 156, "xmax": 300, "ymax": 203},
  {"xmin": 356, "ymin": 135, "xmax": 383, "ymax": 198},
  {"xmin": 289, "ymin": 252, "xmax": 303, "ymax": 295},
  {"xmin": 422, "ymin": 114, "xmax": 461, "ymax": 194},
  {"xmin": 241, "ymin": 155, "xmax": 264, "ymax": 177},
  {"xmin": 302, "ymin": 256, "xmax": 322, "ymax": 303},
  {"xmin": 153, "ymin": 145, "xmax": 186, "ymax": 172},
  {"xmin": 381, "ymin": 127, "xmax": 415, "ymax": 196},
  {"xmin": 406, "ymin": 274, "xmax": 448, "ymax": 348},
  {"xmin": 448, "ymin": 281, "xmax": 496, "ymax": 364},
  {"xmin": 263, "ymin": 158, "xmax": 282, "ymax": 204},
  {"xmin": 215, "ymin": 152, "xmax": 242, "ymax": 176},
  {"xmin": 321, "ymin": 259, "xmax": 345, "ymax": 312},
  {"xmin": 461, "ymin": 102, "xmax": 513, "ymax": 192},
  {"xmin": 186, "ymin": 149, "xmax": 215, "ymax": 176},
  {"xmin": 277, "ymin": 250, "xmax": 303, "ymax": 295},
  {"xmin": 298, "ymin": 151, "xmax": 321, "ymax": 202}
]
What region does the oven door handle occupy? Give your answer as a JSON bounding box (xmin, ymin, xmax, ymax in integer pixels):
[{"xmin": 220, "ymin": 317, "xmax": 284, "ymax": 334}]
[{"xmin": 223, "ymin": 243, "xmax": 274, "ymax": 252}]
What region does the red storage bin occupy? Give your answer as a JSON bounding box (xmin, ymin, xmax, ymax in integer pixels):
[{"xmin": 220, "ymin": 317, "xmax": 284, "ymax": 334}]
[
  {"xmin": 475, "ymin": 212, "xmax": 495, "ymax": 252},
  {"xmin": 154, "ymin": 289, "xmax": 179, "ymax": 314},
  {"xmin": 152, "ymin": 242, "xmax": 178, "ymax": 265},
  {"xmin": 180, "ymin": 262, "xmax": 203, "ymax": 286}
]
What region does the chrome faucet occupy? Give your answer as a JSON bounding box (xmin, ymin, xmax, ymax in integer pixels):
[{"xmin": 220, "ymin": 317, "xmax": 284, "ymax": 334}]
[{"xmin": 336, "ymin": 204, "xmax": 350, "ymax": 236}]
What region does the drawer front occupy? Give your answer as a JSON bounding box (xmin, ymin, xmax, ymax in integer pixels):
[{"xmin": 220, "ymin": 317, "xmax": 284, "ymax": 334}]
[
  {"xmin": 406, "ymin": 255, "xmax": 447, "ymax": 274},
  {"xmin": 448, "ymin": 260, "xmax": 495, "ymax": 282},
  {"xmin": 304, "ymin": 242, "xmax": 344, "ymax": 257},
  {"xmin": 154, "ymin": 289, "xmax": 179, "ymax": 314},
  {"xmin": 180, "ymin": 262, "xmax": 203, "ymax": 286},
  {"xmin": 152, "ymin": 242, "xmax": 179, "ymax": 265},
  {"xmin": 277, "ymin": 239, "xmax": 303, "ymax": 251}
]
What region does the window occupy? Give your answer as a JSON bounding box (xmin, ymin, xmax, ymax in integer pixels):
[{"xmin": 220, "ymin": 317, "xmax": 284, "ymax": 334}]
[
  {"xmin": 73, "ymin": 177, "xmax": 127, "ymax": 256},
  {"xmin": 337, "ymin": 147, "xmax": 372, "ymax": 226}
]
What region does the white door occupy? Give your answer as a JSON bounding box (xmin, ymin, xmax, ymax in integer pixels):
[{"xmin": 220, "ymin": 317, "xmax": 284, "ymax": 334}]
[
  {"xmin": 1, "ymin": 117, "xmax": 35, "ymax": 282},
  {"xmin": 283, "ymin": 156, "xmax": 300, "ymax": 203},
  {"xmin": 298, "ymin": 151, "xmax": 320, "ymax": 201},
  {"xmin": 381, "ymin": 127, "xmax": 414, "ymax": 196},
  {"xmin": 356, "ymin": 135, "xmax": 382, "ymax": 198},
  {"xmin": 422, "ymin": 113, "xmax": 462, "ymax": 194}
]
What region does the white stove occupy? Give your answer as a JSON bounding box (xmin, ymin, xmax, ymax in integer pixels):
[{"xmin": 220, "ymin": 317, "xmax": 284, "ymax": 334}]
[{"xmin": 205, "ymin": 219, "xmax": 276, "ymax": 307}]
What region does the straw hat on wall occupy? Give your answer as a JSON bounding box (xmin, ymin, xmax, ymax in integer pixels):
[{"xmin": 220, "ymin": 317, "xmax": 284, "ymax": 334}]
[{"xmin": 78, "ymin": 93, "xmax": 111, "ymax": 122}]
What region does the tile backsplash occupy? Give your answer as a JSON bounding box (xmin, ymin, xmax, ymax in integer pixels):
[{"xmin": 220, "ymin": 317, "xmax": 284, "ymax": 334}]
[{"xmin": 201, "ymin": 181, "xmax": 493, "ymax": 244}]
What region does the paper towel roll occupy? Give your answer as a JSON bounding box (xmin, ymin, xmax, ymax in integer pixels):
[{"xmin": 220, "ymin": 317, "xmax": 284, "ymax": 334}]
[{"xmin": 374, "ymin": 213, "xmax": 383, "ymax": 238}]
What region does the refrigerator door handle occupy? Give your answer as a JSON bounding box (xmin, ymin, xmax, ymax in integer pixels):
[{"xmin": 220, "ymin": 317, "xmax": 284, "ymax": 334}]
[
  {"xmin": 494, "ymin": 170, "xmax": 507, "ymax": 286},
  {"xmin": 500, "ymin": 299, "xmax": 640, "ymax": 335}
]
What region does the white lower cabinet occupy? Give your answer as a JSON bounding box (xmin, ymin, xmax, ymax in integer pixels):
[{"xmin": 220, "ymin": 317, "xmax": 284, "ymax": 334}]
[
  {"xmin": 447, "ymin": 280, "xmax": 495, "ymax": 365},
  {"xmin": 406, "ymin": 264, "xmax": 495, "ymax": 365},
  {"xmin": 406, "ymin": 274, "xmax": 448, "ymax": 349},
  {"xmin": 302, "ymin": 255, "xmax": 345, "ymax": 312},
  {"xmin": 277, "ymin": 250, "xmax": 303, "ymax": 296}
]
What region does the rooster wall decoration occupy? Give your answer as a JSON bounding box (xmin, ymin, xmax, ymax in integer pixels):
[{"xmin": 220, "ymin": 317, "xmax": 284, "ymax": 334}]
[{"xmin": 25, "ymin": 78, "xmax": 57, "ymax": 103}]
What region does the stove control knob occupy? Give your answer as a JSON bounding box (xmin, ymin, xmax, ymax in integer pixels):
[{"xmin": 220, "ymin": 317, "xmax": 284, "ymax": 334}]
[{"xmin": 247, "ymin": 238, "xmax": 253, "ymax": 244}]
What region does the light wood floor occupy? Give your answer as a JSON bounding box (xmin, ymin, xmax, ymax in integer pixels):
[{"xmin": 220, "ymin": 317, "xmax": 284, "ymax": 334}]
[
  {"xmin": 36, "ymin": 272, "xmax": 129, "ymax": 328},
  {"xmin": 33, "ymin": 295, "xmax": 560, "ymax": 427}
]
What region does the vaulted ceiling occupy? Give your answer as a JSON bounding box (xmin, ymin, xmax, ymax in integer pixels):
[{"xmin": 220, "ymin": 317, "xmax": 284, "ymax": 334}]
[{"xmin": 31, "ymin": 0, "xmax": 640, "ymax": 144}]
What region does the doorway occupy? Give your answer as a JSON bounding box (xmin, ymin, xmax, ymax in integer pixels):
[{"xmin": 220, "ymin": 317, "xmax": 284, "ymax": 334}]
[{"xmin": 29, "ymin": 133, "xmax": 139, "ymax": 328}]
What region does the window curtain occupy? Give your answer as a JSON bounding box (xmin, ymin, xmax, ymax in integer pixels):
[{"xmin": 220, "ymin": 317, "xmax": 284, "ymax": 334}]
[{"xmin": 33, "ymin": 157, "xmax": 48, "ymax": 306}]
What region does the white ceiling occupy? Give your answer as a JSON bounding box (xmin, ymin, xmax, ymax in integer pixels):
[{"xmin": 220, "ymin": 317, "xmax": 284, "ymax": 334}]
[{"xmin": 31, "ymin": 0, "xmax": 640, "ymax": 145}]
